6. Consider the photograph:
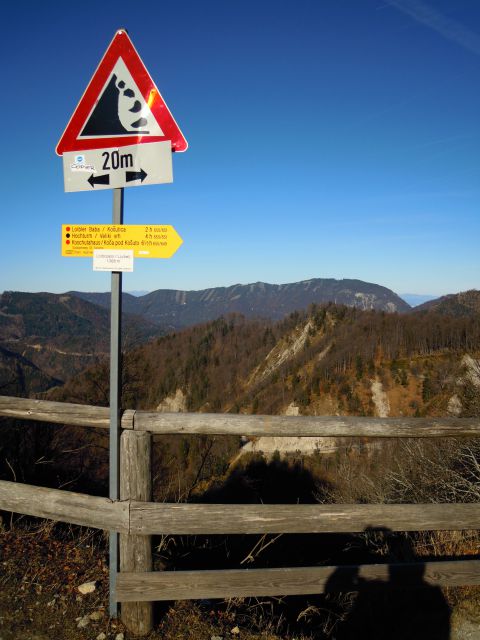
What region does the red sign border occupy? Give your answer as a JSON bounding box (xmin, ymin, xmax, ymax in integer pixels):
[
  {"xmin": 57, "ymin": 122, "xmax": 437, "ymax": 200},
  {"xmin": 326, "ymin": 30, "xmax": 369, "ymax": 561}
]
[{"xmin": 56, "ymin": 30, "xmax": 187, "ymax": 155}]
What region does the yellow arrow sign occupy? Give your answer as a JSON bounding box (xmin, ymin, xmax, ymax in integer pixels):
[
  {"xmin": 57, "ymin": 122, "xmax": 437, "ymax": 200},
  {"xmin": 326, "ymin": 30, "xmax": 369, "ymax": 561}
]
[{"xmin": 62, "ymin": 224, "xmax": 183, "ymax": 258}]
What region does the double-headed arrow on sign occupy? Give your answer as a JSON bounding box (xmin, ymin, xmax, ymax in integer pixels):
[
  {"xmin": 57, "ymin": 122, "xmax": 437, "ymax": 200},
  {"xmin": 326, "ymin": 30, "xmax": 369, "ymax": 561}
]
[{"xmin": 87, "ymin": 169, "xmax": 148, "ymax": 188}]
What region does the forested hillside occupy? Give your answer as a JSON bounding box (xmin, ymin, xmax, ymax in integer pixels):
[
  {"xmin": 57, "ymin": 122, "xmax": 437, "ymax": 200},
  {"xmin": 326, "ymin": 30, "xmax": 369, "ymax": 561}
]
[
  {"xmin": 50, "ymin": 301, "xmax": 480, "ymax": 420},
  {"xmin": 0, "ymin": 291, "xmax": 160, "ymax": 393}
]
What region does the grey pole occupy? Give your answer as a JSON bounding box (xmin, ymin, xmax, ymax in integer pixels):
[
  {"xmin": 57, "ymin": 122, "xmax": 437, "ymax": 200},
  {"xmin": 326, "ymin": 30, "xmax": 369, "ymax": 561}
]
[{"xmin": 109, "ymin": 187, "xmax": 124, "ymax": 617}]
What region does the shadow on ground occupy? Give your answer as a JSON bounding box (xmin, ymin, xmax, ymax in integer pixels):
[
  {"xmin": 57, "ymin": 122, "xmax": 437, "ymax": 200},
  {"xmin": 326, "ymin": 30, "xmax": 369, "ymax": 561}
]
[{"xmin": 152, "ymin": 456, "xmax": 453, "ymax": 639}]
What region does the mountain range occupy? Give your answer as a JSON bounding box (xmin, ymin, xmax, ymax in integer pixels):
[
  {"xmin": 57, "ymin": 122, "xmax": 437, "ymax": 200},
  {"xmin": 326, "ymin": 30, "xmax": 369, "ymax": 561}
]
[
  {"xmin": 1, "ymin": 281, "xmax": 478, "ymax": 399},
  {"xmin": 70, "ymin": 277, "xmax": 411, "ymax": 327}
]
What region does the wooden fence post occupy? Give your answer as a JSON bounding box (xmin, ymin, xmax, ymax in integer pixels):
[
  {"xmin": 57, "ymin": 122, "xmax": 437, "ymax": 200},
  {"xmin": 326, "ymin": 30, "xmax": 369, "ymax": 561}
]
[{"xmin": 120, "ymin": 430, "xmax": 153, "ymax": 635}]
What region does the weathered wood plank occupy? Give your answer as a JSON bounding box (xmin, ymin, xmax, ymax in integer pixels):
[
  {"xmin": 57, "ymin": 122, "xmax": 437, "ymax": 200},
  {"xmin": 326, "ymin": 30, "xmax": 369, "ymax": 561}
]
[
  {"xmin": 120, "ymin": 431, "xmax": 153, "ymax": 635},
  {"xmin": 0, "ymin": 396, "xmax": 134, "ymax": 429},
  {"xmin": 133, "ymin": 411, "xmax": 480, "ymax": 437},
  {"xmin": 1, "ymin": 396, "xmax": 478, "ymax": 437},
  {"xmin": 130, "ymin": 502, "xmax": 480, "ymax": 535},
  {"xmin": 0, "ymin": 396, "xmax": 109, "ymax": 428},
  {"xmin": 0, "ymin": 480, "xmax": 129, "ymax": 532},
  {"xmin": 116, "ymin": 559, "xmax": 480, "ymax": 601}
]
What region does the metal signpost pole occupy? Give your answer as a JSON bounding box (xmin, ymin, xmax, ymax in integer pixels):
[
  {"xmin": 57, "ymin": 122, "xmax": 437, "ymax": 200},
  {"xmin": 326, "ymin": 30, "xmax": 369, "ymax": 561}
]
[
  {"xmin": 109, "ymin": 187, "xmax": 124, "ymax": 617},
  {"xmin": 57, "ymin": 30, "xmax": 187, "ymax": 623}
]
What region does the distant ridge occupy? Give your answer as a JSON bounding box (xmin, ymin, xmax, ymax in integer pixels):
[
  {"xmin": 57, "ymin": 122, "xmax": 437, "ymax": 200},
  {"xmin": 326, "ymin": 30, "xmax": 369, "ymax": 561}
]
[
  {"xmin": 400, "ymin": 293, "xmax": 437, "ymax": 307},
  {"xmin": 414, "ymin": 290, "xmax": 480, "ymax": 316},
  {"xmin": 70, "ymin": 277, "xmax": 411, "ymax": 328}
]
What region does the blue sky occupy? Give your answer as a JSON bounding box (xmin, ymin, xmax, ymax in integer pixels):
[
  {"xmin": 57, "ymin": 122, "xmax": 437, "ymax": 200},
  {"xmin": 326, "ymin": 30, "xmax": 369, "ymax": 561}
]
[{"xmin": 1, "ymin": 0, "xmax": 479, "ymax": 297}]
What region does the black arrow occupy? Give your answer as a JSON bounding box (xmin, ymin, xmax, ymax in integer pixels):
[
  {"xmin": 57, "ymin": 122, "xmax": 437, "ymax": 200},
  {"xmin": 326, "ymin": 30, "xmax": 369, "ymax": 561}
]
[
  {"xmin": 88, "ymin": 173, "xmax": 110, "ymax": 188},
  {"xmin": 126, "ymin": 169, "xmax": 147, "ymax": 183}
]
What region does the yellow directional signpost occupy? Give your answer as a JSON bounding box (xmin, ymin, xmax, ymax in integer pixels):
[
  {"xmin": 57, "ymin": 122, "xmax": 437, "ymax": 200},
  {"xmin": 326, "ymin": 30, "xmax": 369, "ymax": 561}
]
[{"xmin": 62, "ymin": 224, "xmax": 183, "ymax": 258}]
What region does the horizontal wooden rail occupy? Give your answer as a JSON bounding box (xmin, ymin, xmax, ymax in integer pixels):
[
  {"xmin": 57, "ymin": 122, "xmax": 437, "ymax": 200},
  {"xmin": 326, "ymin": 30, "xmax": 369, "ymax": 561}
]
[
  {"xmin": 130, "ymin": 502, "xmax": 480, "ymax": 535},
  {"xmin": 0, "ymin": 480, "xmax": 129, "ymax": 533},
  {"xmin": 134, "ymin": 411, "xmax": 480, "ymax": 437},
  {"xmin": 116, "ymin": 559, "xmax": 480, "ymax": 601},
  {"xmin": 0, "ymin": 395, "xmax": 134, "ymax": 429},
  {"xmin": 2, "ymin": 482, "xmax": 477, "ymax": 535},
  {"xmin": 1, "ymin": 396, "xmax": 479, "ymax": 437}
]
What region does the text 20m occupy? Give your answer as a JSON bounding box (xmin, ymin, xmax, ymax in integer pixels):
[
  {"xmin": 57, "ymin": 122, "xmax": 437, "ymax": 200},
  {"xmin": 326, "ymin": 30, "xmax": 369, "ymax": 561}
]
[{"xmin": 102, "ymin": 150, "xmax": 133, "ymax": 170}]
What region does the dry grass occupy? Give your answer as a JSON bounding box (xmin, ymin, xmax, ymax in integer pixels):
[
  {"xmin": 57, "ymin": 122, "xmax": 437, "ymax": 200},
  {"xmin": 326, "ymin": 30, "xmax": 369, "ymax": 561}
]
[{"xmin": 0, "ymin": 519, "xmax": 317, "ymax": 640}]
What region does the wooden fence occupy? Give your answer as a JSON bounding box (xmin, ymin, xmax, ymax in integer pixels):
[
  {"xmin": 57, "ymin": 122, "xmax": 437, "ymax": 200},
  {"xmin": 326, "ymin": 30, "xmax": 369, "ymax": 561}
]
[{"xmin": 1, "ymin": 395, "xmax": 480, "ymax": 635}]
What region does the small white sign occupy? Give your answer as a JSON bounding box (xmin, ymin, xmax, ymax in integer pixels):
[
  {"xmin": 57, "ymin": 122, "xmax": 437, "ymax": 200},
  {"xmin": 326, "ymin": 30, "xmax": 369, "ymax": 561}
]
[{"xmin": 93, "ymin": 250, "xmax": 134, "ymax": 272}]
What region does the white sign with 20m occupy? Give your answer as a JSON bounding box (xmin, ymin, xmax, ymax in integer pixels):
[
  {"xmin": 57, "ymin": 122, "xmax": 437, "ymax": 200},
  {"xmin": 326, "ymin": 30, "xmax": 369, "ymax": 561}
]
[{"xmin": 62, "ymin": 141, "xmax": 172, "ymax": 192}]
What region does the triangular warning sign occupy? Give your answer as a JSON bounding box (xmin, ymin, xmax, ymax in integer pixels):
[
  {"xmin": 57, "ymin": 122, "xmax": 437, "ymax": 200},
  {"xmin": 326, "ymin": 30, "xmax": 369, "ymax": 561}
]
[{"xmin": 56, "ymin": 30, "xmax": 187, "ymax": 155}]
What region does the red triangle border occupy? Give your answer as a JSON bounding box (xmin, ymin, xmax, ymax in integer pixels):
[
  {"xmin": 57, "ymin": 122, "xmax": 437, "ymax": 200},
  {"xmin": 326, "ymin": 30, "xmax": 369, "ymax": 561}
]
[{"xmin": 56, "ymin": 30, "xmax": 187, "ymax": 155}]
